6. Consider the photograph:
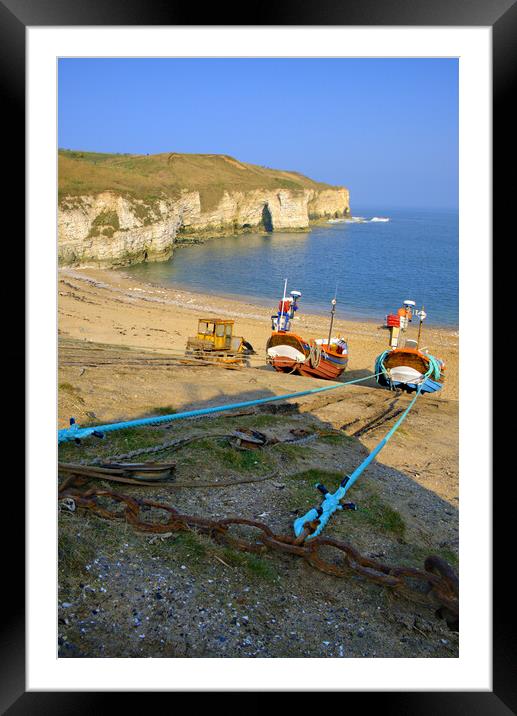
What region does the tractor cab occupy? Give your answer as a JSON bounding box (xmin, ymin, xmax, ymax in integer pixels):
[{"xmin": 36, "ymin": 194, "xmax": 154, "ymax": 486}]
[
  {"xmin": 196, "ymin": 318, "xmax": 237, "ymax": 351},
  {"xmin": 186, "ymin": 317, "xmax": 255, "ymax": 361}
]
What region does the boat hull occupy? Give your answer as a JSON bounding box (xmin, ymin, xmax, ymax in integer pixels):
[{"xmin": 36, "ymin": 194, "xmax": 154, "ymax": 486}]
[
  {"xmin": 266, "ymin": 332, "xmax": 348, "ymax": 381},
  {"xmin": 375, "ymin": 347, "xmax": 445, "ymax": 394}
]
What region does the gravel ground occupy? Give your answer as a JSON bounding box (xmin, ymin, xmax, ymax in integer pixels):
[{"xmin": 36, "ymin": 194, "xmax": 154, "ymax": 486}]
[
  {"xmin": 58, "ymin": 395, "xmax": 458, "ymax": 659},
  {"xmin": 58, "ymin": 520, "xmax": 457, "ymax": 659}
]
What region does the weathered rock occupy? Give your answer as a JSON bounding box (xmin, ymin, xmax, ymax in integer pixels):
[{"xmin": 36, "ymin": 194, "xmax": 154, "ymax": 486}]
[
  {"xmin": 58, "ymin": 191, "xmax": 200, "ymax": 267},
  {"xmin": 58, "ymin": 185, "xmax": 350, "ymax": 268}
]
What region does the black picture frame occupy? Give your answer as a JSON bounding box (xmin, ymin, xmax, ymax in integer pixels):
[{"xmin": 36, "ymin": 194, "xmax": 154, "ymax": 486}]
[{"xmin": 6, "ymin": 0, "xmax": 509, "ymax": 710}]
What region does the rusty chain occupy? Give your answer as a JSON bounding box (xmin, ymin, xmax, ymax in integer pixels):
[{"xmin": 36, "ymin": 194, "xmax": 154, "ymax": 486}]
[{"xmin": 59, "ymin": 481, "xmax": 459, "ymax": 631}]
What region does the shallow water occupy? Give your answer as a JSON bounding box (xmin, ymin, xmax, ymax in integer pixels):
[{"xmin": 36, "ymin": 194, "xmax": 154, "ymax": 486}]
[{"xmin": 123, "ymin": 207, "xmax": 458, "ymax": 327}]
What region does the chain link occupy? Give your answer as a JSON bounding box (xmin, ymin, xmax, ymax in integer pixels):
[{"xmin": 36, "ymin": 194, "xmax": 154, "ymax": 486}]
[{"xmin": 59, "ymin": 481, "xmax": 459, "ymax": 631}]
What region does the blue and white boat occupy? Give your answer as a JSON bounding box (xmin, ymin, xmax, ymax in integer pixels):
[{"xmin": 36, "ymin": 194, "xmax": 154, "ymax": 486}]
[
  {"xmin": 374, "ymin": 302, "xmax": 445, "ymax": 394},
  {"xmin": 375, "ymin": 346, "xmax": 445, "ymax": 393}
]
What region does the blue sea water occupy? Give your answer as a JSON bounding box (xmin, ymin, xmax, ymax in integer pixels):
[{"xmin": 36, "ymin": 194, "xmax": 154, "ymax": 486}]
[{"xmin": 122, "ymin": 208, "xmax": 458, "ymax": 327}]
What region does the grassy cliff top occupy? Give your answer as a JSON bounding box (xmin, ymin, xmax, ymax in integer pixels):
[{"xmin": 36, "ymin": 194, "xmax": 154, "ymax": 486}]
[{"xmin": 59, "ymin": 150, "xmax": 342, "ymax": 211}]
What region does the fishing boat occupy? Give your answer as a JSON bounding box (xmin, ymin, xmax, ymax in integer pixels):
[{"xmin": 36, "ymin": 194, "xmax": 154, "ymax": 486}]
[
  {"xmin": 374, "ymin": 300, "xmax": 445, "ymax": 393},
  {"xmin": 266, "ymin": 281, "xmax": 349, "ymax": 380}
]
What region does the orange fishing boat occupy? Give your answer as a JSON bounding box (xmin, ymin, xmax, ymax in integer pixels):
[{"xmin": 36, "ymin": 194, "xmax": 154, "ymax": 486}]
[
  {"xmin": 266, "ymin": 282, "xmax": 349, "ymax": 380},
  {"xmin": 375, "ymin": 300, "xmax": 445, "ymax": 394}
]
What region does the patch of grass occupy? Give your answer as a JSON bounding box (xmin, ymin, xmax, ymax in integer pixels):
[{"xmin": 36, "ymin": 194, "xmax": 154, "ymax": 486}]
[
  {"xmin": 92, "ymin": 209, "xmax": 120, "ymax": 229},
  {"xmin": 183, "ymin": 437, "xmax": 268, "ymax": 472},
  {"xmin": 196, "ymin": 412, "xmax": 286, "ymax": 432},
  {"xmin": 58, "ymin": 514, "xmax": 137, "ymax": 601},
  {"xmin": 285, "ymin": 468, "xmax": 344, "ymax": 510},
  {"xmin": 356, "ymin": 492, "xmax": 406, "ymax": 538},
  {"xmin": 132, "ymin": 201, "xmax": 157, "ymax": 224},
  {"xmin": 58, "ymin": 520, "xmax": 97, "ymax": 592},
  {"xmin": 246, "ymin": 413, "xmax": 286, "ymax": 429},
  {"xmin": 401, "ymin": 543, "xmax": 459, "ymax": 572},
  {"xmin": 60, "ymin": 195, "xmax": 88, "ymax": 211},
  {"xmin": 318, "ymin": 431, "xmax": 354, "ymax": 445},
  {"xmin": 220, "ymin": 446, "xmax": 266, "ymax": 471},
  {"xmin": 58, "ymin": 515, "xmax": 124, "ymax": 593},
  {"xmin": 438, "ymin": 547, "xmax": 459, "ymax": 567},
  {"xmin": 98, "ymin": 426, "xmax": 160, "ymax": 451},
  {"xmin": 86, "ymin": 210, "xmax": 120, "ymax": 238},
  {"xmin": 220, "ymin": 548, "xmax": 278, "ymax": 582},
  {"xmin": 273, "ymin": 443, "xmax": 314, "ymax": 461},
  {"xmin": 292, "ymin": 468, "xmax": 344, "ymax": 484},
  {"xmin": 244, "ymin": 553, "xmax": 278, "ymax": 581},
  {"xmin": 147, "ymin": 528, "xmax": 278, "ymax": 581},
  {"xmin": 151, "ymin": 405, "xmax": 177, "ymax": 416},
  {"xmin": 59, "ymin": 382, "xmax": 77, "ymax": 393},
  {"xmin": 58, "ymin": 150, "xmax": 339, "ymax": 212},
  {"xmin": 148, "ymin": 530, "xmax": 209, "ymax": 563},
  {"xmin": 285, "ymin": 471, "xmax": 405, "ymax": 540},
  {"xmin": 58, "ymin": 425, "xmax": 169, "ymax": 464},
  {"xmin": 174, "ymin": 531, "xmax": 209, "ymax": 558}
]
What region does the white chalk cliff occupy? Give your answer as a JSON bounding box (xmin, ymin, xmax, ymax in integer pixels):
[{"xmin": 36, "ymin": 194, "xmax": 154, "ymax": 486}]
[{"xmin": 58, "ymin": 151, "xmax": 350, "ymax": 267}]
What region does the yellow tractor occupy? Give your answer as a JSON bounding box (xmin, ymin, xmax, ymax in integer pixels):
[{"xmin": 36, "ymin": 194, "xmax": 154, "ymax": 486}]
[{"xmin": 185, "ymin": 318, "xmax": 255, "ymax": 367}]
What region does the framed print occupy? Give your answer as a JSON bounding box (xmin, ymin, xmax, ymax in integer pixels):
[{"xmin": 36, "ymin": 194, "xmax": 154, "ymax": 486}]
[{"xmin": 4, "ymin": 0, "xmax": 511, "ymax": 709}]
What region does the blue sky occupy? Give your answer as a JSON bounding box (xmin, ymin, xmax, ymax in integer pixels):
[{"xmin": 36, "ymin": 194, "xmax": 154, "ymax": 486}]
[{"xmin": 58, "ymin": 58, "xmax": 458, "ymax": 210}]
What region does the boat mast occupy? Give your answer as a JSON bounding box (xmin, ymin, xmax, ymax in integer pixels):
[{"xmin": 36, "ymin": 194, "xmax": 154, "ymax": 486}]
[
  {"xmin": 416, "ymin": 305, "xmax": 425, "ymax": 348},
  {"xmin": 278, "ymin": 278, "xmax": 288, "ymax": 333},
  {"xmin": 327, "ymin": 289, "xmax": 337, "ymax": 346}
]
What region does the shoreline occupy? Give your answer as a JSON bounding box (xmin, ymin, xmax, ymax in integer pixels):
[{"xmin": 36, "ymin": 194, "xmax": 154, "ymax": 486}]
[
  {"xmin": 62, "ymin": 265, "xmax": 459, "ymax": 339},
  {"xmin": 135, "ymin": 269, "xmax": 460, "ymax": 331},
  {"xmin": 118, "ymin": 268, "xmax": 390, "ymax": 328},
  {"xmin": 59, "ymin": 267, "xmax": 458, "ymax": 401},
  {"xmin": 117, "ymin": 216, "xmax": 459, "ymax": 330}
]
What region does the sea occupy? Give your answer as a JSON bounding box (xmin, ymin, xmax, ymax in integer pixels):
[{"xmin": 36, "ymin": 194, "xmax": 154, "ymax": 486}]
[{"xmin": 122, "ymin": 207, "xmax": 458, "ymax": 327}]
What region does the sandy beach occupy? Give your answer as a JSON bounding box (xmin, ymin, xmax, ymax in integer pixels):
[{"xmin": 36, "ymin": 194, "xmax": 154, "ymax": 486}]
[
  {"xmin": 58, "ymin": 267, "xmax": 459, "ymax": 658},
  {"xmin": 52, "ymin": 52, "xmax": 466, "ymax": 667},
  {"xmin": 58, "ymin": 266, "xmax": 458, "ymax": 418}
]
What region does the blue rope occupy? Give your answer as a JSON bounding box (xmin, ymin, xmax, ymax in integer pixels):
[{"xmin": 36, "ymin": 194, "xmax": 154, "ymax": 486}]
[
  {"xmin": 293, "ymin": 385, "xmax": 423, "ymax": 540},
  {"xmin": 58, "ymin": 372, "xmax": 381, "ymax": 444},
  {"xmin": 375, "ymin": 348, "xmax": 443, "ymax": 391}
]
